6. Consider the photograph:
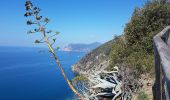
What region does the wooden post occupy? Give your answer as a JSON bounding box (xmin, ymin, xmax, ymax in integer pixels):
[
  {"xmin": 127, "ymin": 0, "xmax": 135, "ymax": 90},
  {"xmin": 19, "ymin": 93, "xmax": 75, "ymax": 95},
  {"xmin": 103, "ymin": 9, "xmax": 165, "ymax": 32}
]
[
  {"xmin": 153, "ymin": 42, "xmax": 162, "ymax": 100},
  {"xmin": 153, "ymin": 26, "xmax": 170, "ymax": 99}
]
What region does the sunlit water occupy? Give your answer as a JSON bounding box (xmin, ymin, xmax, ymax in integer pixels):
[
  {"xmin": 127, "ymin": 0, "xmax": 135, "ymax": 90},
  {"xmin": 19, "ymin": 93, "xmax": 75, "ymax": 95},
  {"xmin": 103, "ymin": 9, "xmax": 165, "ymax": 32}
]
[{"xmin": 0, "ymin": 47, "xmax": 85, "ymax": 100}]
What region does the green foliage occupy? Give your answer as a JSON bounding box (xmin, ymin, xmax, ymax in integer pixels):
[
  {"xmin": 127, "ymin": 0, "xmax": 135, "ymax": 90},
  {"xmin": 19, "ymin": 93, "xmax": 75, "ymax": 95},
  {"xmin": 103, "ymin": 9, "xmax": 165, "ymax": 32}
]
[
  {"xmin": 125, "ymin": 51, "xmax": 154, "ymax": 74},
  {"xmin": 137, "ymin": 91, "xmax": 149, "ymax": 100},
  {"xmin": 109, "ymin": 1, "xmax": 170, "ymax": 75},
  {"xmin": 109, "ymin": 36, "xmax": 127, "ymax": 66},
  {"xmin": 72, "ymin": 75, "xmax": 88, "ymax": 82},
  {"xmin": 125, "ymin": 1, "xmax": 170, "ymax": 52}
]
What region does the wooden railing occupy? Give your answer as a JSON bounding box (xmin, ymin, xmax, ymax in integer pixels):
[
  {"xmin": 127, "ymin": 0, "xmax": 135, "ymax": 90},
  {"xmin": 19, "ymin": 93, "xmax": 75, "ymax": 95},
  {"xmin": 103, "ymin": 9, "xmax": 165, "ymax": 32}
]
[{"xmin": 153, "ymin": 26, "xmax": 170, "ymax": 100}]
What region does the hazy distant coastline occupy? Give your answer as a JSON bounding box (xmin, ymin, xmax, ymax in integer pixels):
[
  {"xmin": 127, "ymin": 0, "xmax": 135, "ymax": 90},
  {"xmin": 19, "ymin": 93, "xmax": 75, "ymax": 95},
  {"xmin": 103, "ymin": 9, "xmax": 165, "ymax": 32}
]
[{"xmin": 61, "ymin": 42, "xmax": 101, "ymax": 52}]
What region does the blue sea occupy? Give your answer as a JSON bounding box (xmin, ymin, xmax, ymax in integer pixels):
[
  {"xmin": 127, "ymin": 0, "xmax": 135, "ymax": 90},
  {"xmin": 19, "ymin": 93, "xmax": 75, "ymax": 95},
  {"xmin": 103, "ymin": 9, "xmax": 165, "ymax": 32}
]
[{"xmin": 0, "ymin": 47, "xmax": 85, "ymax": 100}]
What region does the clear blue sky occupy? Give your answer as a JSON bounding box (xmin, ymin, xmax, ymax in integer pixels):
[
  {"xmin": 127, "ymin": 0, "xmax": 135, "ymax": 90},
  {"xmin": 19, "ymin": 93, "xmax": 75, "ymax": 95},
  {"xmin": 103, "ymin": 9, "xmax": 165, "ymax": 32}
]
[{"xmin": 0, "ymin": 0, "xmax": 146, "ymax": 47}]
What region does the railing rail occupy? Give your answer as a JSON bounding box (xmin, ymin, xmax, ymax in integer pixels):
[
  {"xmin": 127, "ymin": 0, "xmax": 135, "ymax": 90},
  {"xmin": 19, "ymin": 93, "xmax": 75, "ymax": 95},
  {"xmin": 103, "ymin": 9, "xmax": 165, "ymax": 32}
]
[{"xmin": 153, "ymin": 26, "xmax": 170, "ymax": 100}]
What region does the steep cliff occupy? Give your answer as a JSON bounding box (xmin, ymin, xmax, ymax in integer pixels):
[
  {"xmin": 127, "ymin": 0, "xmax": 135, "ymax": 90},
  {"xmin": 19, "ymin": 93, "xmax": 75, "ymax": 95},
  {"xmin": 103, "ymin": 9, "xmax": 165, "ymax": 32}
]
[
  {"xmin": 72, "ymin": 40, "xmax": 114, "ymax": 73},
  {"xmin": 71, "ymin": 39, "xmax": 137, "ymax": 99},
  {"xmin": 72, "ymin": 38, "xmax": 152, "ymax": 100}
]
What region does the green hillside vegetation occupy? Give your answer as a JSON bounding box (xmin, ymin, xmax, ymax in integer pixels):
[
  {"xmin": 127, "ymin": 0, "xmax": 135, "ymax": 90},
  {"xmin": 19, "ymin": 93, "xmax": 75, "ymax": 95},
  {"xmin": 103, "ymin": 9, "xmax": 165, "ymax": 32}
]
[{"xmin": 109, "ymin": 0, "xmax": 170, "ymax": 76}]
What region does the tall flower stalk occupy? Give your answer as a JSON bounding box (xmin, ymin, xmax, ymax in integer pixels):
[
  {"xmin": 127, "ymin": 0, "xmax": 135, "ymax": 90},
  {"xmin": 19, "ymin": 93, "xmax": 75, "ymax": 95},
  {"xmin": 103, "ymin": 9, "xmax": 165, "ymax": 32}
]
[{"xmin": 24, "ymin": 1, "xmax": 83, "ymax": 98}]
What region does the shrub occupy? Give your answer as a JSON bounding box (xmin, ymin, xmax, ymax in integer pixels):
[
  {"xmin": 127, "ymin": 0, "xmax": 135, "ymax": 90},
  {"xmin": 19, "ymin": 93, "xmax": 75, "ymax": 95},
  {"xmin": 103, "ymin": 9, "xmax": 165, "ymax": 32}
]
[
  {"xmin": 109, "ymin": 1, "xmax": 170, "ymax": 75},
  {"xmin": 137, "ymin": 91, "xmax": 149, "ymax": 100},
  {"xmin": 125, "ymin": 1, "xmax": 170, "ymax": 53}
]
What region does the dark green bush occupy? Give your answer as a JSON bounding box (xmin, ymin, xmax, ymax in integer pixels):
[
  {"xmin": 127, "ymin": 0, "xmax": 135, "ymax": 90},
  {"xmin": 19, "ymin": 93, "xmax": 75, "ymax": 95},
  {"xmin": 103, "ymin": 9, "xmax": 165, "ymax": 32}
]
[
  {"xmin": 109, "ymin": 1, "xmax": 170, "ymax": 75},
  {"xmin": 125, "ymin": 1, "xmax": 170, "ymax": 52}
]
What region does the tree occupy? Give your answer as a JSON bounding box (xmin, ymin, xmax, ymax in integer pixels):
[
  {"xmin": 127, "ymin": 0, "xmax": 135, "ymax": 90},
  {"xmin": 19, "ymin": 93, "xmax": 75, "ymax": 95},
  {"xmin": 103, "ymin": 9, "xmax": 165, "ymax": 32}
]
[{"xmin": 24, "ymin": 1, "xmax": 83, "ymax": 99}]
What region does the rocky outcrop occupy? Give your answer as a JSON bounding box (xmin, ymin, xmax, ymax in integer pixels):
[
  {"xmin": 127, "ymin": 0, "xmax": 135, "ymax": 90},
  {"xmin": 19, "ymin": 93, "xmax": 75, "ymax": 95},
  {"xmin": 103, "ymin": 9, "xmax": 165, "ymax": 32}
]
[
  {"xmin": 72, "ymin": 40, "xmax": 125, "ymax": 99},
  {"xmin": 72, "ymin": 39, "xmax": 148, "ymax": 100}
]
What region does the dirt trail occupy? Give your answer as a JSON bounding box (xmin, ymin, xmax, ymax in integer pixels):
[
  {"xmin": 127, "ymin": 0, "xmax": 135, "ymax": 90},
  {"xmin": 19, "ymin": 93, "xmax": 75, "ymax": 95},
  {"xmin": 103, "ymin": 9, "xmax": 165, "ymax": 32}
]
[{"xmin": 132, "ymin": 74, "xmax": 154, "ymax": 100}]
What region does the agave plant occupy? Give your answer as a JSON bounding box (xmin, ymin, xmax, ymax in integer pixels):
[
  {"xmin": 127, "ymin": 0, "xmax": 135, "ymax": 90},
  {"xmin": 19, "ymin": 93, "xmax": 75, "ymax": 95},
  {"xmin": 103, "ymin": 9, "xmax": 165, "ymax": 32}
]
[{"xmin": 24, "ymin": 1, "xmax": 83, "ymax": 99}]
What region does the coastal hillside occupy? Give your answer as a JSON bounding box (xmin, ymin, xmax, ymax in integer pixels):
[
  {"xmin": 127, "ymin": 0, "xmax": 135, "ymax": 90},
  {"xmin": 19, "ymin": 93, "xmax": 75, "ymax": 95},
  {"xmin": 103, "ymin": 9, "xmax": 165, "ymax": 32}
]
[
  {"xmin": 72, "ymin": 1, "xmax": 170, "ymax": 99},
  {"xmin": 72, "ymin": 39, "xmax": 114, "ymax": 73},
  {"xmin": 73, "ymin": 0, "xmax": 170, "ymax": 81},
  {"xmin": 3, "ymin": 0, "xmax": 170, "ymax": 100}
]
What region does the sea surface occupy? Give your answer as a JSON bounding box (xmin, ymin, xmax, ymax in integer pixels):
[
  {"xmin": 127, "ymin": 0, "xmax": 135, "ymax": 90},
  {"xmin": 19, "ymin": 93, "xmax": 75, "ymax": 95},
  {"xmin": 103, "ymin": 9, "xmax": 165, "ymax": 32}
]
[{"xmin": 0, "ymin": 46, "xmax": 85, "ymax": 100}]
